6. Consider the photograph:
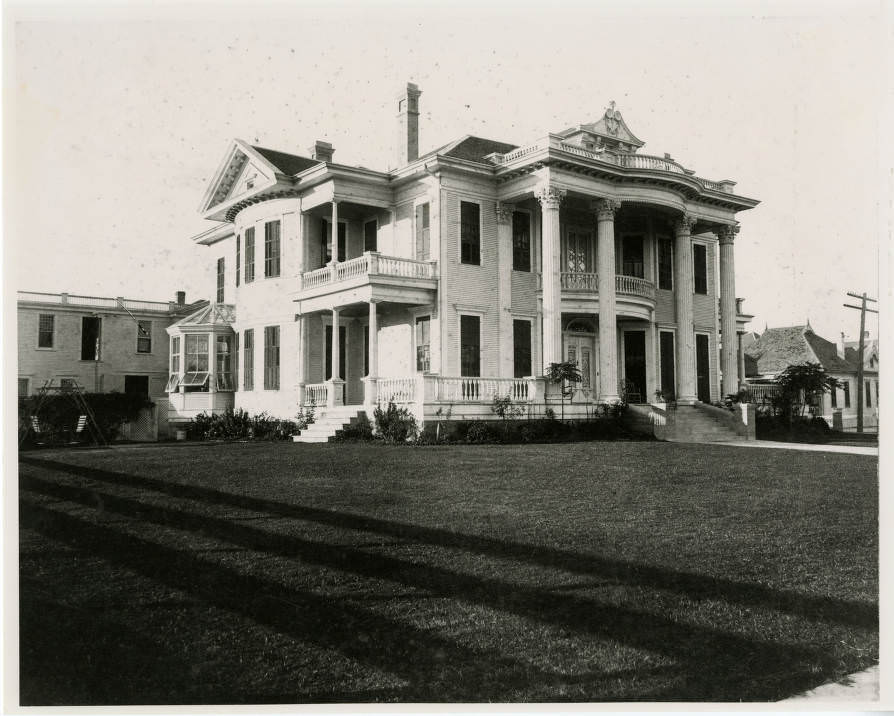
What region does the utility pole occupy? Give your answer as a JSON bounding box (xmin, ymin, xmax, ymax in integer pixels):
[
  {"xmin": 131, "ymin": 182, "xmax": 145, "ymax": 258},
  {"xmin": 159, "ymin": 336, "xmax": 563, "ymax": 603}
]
[{"xmin": 844, "ymin": 292, "xmax": 878, "ymax": 432}]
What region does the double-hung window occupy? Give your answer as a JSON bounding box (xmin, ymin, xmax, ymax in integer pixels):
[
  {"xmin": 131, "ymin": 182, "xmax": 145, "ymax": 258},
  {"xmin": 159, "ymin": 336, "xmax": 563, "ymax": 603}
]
[
  {"xmin": 415, "ymin": 316, "xmax": 431, "ymax": 372},
  {"xmin": 236, "ymin": 234, "xmax": 241, "ymax": 287},
  {"xmin": 693, "ymin": 244, "xmax": 708, "ymax": 294},
  {"xmin": 137, "ymin": 320, "xmax": 152, "ymax": 353},
  {"xmin": 264, "ymin": 220, "xmax": 281, "ymax": 278},
  {"xmin": 243, "ymin": 329, "xmax": 254, "ymax": 391},
  {"xmin": 182, "ymin": 334, "xmax": 210, "ymax": 389},
  {"xmin": 512, "ymin": 212, "xmax": 530, "ymax": 272},
  {"xmin": 264, "ymin": 326, "xmax": 280, "ymax": 390},
  {"xmin": 657, "ymin": 238, "xmax": 673, "ymax": 290},
  {"xmin": 415, "ymin": 203, "xmax": 430, "ymax": 260},
  {"xmin": 38, "ymin": 314, "xmax": 55, "ymax": 348},
  {"xmin": 513, "ymin": 319, "xmax": 532, "ymax": 378},
  {"xmin": 216, "ymin": 257, "xmax": 225, "ymax": 302},
  {"xmin": 166, "ymin": 336, "xmax": 181, "ymax": 392},
  {"xmin": 460, "ymin": 315, "xmax": 481, "ymax": 377},
  {"xmin": 245, "ymin": 228, "xmax": 256, "ymax": 283},
  {"xmin": 460, "ymin": 201, "xmax": 480, "ymax": 265}
]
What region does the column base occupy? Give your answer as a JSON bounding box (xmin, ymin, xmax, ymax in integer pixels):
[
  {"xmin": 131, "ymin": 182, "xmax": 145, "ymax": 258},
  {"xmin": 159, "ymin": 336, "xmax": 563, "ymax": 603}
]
[
  {"xmin": 326, "ymin": 379, "xmax": 345, "ymax": 408},
  {"xmin": 361, "ymin": 376, "xmax": 378, "ymax": 407}
]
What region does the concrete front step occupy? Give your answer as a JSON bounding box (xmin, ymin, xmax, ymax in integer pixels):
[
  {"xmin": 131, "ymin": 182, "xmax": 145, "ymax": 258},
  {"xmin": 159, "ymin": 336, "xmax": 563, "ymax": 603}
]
[{"xmin": 292, "ymin": 408, "xmax": 368, "ymax": 443}]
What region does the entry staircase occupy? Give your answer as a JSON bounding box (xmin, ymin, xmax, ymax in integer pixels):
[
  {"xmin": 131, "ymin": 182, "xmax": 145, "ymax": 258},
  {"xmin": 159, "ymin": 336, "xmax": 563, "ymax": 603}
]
[
  {"xmin": 292, "ymin": 406, "xmax": 368, "ymax": 443},
  {"xmin": 625, "ymin": 402, "xmax": 752, "ymax": 443}
]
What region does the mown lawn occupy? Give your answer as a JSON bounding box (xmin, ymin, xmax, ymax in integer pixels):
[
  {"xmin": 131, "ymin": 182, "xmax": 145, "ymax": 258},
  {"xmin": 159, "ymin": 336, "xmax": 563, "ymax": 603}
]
[{"xmin": 17, "ymin": 441, "xmax": 877, "ymax": 704}]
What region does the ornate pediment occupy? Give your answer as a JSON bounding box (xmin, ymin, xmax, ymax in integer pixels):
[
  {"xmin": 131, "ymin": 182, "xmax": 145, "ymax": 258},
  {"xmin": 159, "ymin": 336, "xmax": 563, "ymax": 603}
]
[{"xmin": 558, "ymin": 101, "xmax": 645, "ymax": 153}]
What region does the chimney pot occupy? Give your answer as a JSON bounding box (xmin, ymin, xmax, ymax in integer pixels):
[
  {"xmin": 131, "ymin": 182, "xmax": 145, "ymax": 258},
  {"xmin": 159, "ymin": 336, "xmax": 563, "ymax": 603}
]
[
  {"xmin": 394, "ymin": 81, "xmax": 422, "ymax": 168},
  {"xmin": 176, "ymin": 291, "xmax": 186, "ymax": 305},
  {"xmin": 309, "ymin": 140, "xmax": 334, "ymax": 163}
]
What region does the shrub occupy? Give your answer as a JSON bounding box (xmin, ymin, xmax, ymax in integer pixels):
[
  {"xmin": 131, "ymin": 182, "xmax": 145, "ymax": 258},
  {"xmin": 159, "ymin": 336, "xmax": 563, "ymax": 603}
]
[
  {"xmin": 188, "ymin": 408, "xmax": 297, "ymax": 441},
  {"xmin": 465, "ymin": 421, "xmax": 497, "ymax": 444},
  {"xmin": 295, "ymin": 402, "xmax": 316, "ymax": 432},
  {"xmin": 373, "ymin": 401, "xmax": 418, "ymax": 443}
]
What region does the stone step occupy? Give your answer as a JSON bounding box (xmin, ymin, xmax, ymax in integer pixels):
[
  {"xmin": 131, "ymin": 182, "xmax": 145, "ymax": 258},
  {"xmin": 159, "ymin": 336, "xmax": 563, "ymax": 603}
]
[{"xmin": 293, "ymin": 409, "xmax": 367, "ymax": 443}]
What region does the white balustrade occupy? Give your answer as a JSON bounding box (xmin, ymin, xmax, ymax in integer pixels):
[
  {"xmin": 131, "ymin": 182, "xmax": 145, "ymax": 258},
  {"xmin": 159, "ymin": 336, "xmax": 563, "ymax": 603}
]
[
  {"xmin": 619, "ymin": 153, "xmax": 688, "ymax": 175},
  {"xmin": 300, "ymin": 253, "xmax": 436, "ymax": 291},
  {"xmin": 304, "ymin": 383, "xmax": 328, "ymax": 406},
  {"xmin": 377, "ymin": 377, "xmax": 418, "ymax": 404},
  {"xmin": 431, "ymin": 377, "xmax": 534, "ymax": 403},
  {"xmin": 614, "ymin": 275, "xmax": 656, "ymax": 300}
]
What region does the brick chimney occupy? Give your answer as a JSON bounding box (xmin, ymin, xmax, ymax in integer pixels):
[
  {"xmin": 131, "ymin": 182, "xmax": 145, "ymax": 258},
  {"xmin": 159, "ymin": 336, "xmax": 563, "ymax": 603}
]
[
  {"xmin": 176, "ymin": 291, "xmax": 186, "ymax": 305},
  {"xmin": 838, "ymin": 332, "xmax": 847, "ymax": 359},
  {"xmin": 309, "ymin": 140, "xmax": 334, "ymax": 163},
  {"xmin": 395, "ymin": 82, "xmax": 422, "ymax": 167}
]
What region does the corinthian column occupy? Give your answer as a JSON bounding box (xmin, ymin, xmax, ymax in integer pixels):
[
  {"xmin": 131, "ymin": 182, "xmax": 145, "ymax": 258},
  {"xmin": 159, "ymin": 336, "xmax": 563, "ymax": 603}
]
[
  {"xmin": 717, "ymin": 224, "xmax": 740, "ymax": 397},
  {"xmin": 495, "ymin": 202, "xmax": 515, "ymax": 377},
  {"xmin": 594, "ymin": 199, "xmax": 621, "ymax": 403},
  {"xmin": 536, "ymin": 186, "xmax": 565, "ymax": 371},
  {"xmin": 674, "ymin": 213, "xmax": 698, "ymax": 403}
]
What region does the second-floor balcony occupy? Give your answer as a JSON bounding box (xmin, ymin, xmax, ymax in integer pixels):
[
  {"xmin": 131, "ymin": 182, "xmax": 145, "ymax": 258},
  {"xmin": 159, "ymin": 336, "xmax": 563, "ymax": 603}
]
[
  {"xmin": 296, "ymin": 252, "xmax": 438, "ymax": 310},
  {"xmin": 537, "ymin": 272, "xmax": 656, "ymax": 301}
]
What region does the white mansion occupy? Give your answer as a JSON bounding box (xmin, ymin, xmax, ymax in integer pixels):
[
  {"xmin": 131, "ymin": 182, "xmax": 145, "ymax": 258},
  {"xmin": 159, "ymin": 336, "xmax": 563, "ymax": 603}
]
[{"xmin": 167, "ymin": 84, "xmax": 757, "ymax": 434}]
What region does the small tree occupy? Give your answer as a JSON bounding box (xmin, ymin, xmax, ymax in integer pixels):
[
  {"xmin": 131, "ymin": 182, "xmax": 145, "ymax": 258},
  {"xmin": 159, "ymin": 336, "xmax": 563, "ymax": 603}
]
[
  {"xmin": 774, "ymin": 362, "xmax": 839, "ymax": 421},
  {"xmin": 491, "ymin": 394, "xmax": 524, "ymax": 438},
  {"xmin": 545, "ymin": 361, "xmax": 582, "ymax": 421}
]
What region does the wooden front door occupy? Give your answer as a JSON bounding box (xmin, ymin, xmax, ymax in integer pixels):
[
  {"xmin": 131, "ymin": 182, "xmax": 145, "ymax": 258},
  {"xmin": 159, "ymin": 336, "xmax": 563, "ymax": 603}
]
[
  {"xmin": 696, "ymin": 333, "xmax": 711, "ymax": 403},
  {"xmin": 564, "ymin": 333, "xmax": 598, "ymax": 402},
  {"xmin": 623, "ymin": 331, "xmax": 647, "ymax": 403}
]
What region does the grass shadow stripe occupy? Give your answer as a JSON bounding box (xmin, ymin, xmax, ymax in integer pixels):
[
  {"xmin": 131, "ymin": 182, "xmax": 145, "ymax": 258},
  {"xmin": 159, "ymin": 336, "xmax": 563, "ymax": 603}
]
[
  {"xmin": 20, "ymin": 473, "xmax": 846, "ymax": 701},
  {"xmin": 20, "ymin": 455, "xmax": 877, "ymax": 630}
]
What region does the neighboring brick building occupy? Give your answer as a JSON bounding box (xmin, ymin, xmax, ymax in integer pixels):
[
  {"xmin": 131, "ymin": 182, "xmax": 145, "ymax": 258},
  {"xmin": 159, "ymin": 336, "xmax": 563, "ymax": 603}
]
[
  {"xmin": 169, "ymin": 83, "xmax": 758, "ymax": 436},
  {"xmin": 17, "ymin": 291, "xmax": 203, "ymax": 398}
]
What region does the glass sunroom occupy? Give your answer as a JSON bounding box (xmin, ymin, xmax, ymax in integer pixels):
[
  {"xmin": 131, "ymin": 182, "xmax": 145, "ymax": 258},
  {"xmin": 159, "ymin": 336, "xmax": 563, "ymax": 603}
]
[{"xmin": 165, "ymin": 303, "xmax": 236, "ymax": 422}]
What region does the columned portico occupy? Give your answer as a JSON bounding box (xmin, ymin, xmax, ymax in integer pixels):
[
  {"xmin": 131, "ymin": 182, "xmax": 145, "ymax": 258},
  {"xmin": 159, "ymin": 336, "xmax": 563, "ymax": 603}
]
[
  {"xmin": 362, "ymin": 300, "xmax": 379, "ymax": 406},
  {"xmin": 495, "ymin": 202, "xmax": 515, "ymax": 376},
  {"xmin": 327, "ymin": 306, "xmax": 344, "ymax": 407},
  {"xmin": 536, "ymin": 185, "xmax": 565, "ymax": 371},
  {"xmin": 717, "ymin": 224, "xmax": 740, "ymax": 396},
  {"xmin": 674, "ymin": 214, "xmax": 698, "ymax": 404},
  {"xmin": 595, "ymin": 198, "xmax": 621, "ymax": 403}
]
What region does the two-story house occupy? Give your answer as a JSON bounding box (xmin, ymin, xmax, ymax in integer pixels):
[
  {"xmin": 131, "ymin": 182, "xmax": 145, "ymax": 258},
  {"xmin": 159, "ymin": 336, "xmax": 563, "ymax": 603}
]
[{"xmin": 167, "ymin": 84, "xmax": 758, "ymax": 437}]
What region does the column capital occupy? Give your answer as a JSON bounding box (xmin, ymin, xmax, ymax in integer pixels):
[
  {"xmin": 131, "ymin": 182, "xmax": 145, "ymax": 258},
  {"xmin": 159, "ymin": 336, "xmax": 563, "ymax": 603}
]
[
  {"xmin": 716, "ymin": 223, "xmax": 740, "ymax": 245},
  {"xmin": 592, "ymin": 198, "xmax": 622, "ymax": 221},
  {"xmin": 495, "ymin": 202, "xmax": 514, "ymax": 225},
  {"xmin": 674, "ymin": 213, "xmax": 698, "ymax": 235},
  {"xmin": 535, "ymin": 185, "xmax": 566, "ymax": 210}
]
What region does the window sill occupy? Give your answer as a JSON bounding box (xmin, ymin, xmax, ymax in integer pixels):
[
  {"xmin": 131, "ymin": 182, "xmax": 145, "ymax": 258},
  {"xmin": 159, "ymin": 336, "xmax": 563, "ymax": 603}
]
[{"xmin": 35, "ymin": 347, "xmax": 55, "ymax": 351}]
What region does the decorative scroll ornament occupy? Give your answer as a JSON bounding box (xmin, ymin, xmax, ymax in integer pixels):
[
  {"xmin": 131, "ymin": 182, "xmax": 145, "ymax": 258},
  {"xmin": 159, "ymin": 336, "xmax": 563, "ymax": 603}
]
[
  {"xmin": 495, "ymin": 202, "xmax": 514, "ymax": 225},
  {"xmin": 674, "ymin": 213, "xmax": 698, "ymax": 234},
  {"xmin": 535, "ymin": 185, "xmax": 566, "ymax": 210},
  {"xmin": 593, "ymin": 198, "xmax": 622, "ymax": 221},
  {"xmin": 604, "ymin": 100, "xmax": 621, "ymax": 136},
  {"xmin": 716, "ymin": 223, "xmax": 740, "ymax": 244}
]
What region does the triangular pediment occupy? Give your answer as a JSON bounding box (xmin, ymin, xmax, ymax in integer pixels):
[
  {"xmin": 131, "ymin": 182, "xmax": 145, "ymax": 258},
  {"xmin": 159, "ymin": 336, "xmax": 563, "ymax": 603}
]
[{"xmin": 199, "ymin": 139, "xmax": 281, "ymax": 215}]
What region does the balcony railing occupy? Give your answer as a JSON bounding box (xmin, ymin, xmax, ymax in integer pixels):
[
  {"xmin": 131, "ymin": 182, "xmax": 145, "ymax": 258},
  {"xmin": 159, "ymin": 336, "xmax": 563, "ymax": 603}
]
[
  {"xmin": 300, "ymin": 252, "xmax": 437, "ymax": 292},
  {"xmin": 537, "ymin": 273, "xmax": 655, "ymax": 300},
  {"xmin": 487, "ymin": 135, "xmax": 734, "ymax": 193}
]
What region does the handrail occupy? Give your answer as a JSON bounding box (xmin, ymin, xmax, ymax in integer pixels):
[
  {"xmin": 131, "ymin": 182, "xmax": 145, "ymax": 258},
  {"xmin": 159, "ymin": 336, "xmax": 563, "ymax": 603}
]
[
  {"xmin": 300, "ymin": 252, "xmax": 437, "ymax": 290},
  {"xmin": 304, "ymin": 383, "xmax": 328, "ymax": 406}
]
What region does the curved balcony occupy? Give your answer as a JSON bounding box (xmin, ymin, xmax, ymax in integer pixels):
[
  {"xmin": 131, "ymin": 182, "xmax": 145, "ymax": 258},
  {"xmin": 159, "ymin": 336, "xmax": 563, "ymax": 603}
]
[{"xmin": 537, "ymin": 272, "xmax": 656, "ymax": 318}]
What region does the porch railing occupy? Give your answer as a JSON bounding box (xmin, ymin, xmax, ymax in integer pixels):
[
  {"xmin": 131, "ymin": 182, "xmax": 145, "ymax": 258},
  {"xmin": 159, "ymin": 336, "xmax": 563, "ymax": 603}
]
[
  {"xmin": 377, "ymin": 377, "xmax": 417, "ymax": 404},
  {"xmin": 304, "ymin": 383, "xmax": 328, "ymax": 406},
  {"xmin": 300, "ymin": 252, "xmax": 437, "ymax": 292},
  {"xmin": 431, "ymin": 377, "xmax": 534, "ymax": 403},
  {"xmin": 744, "ymin": 383, "xmax": 780, "ymax": 404}
]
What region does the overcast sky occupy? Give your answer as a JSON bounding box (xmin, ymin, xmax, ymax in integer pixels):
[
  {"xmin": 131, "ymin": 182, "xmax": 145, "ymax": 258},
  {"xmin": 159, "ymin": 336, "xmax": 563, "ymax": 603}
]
[{"xmin": 5, "ymin": 0, "xmax": 887, "ymax": 344}]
